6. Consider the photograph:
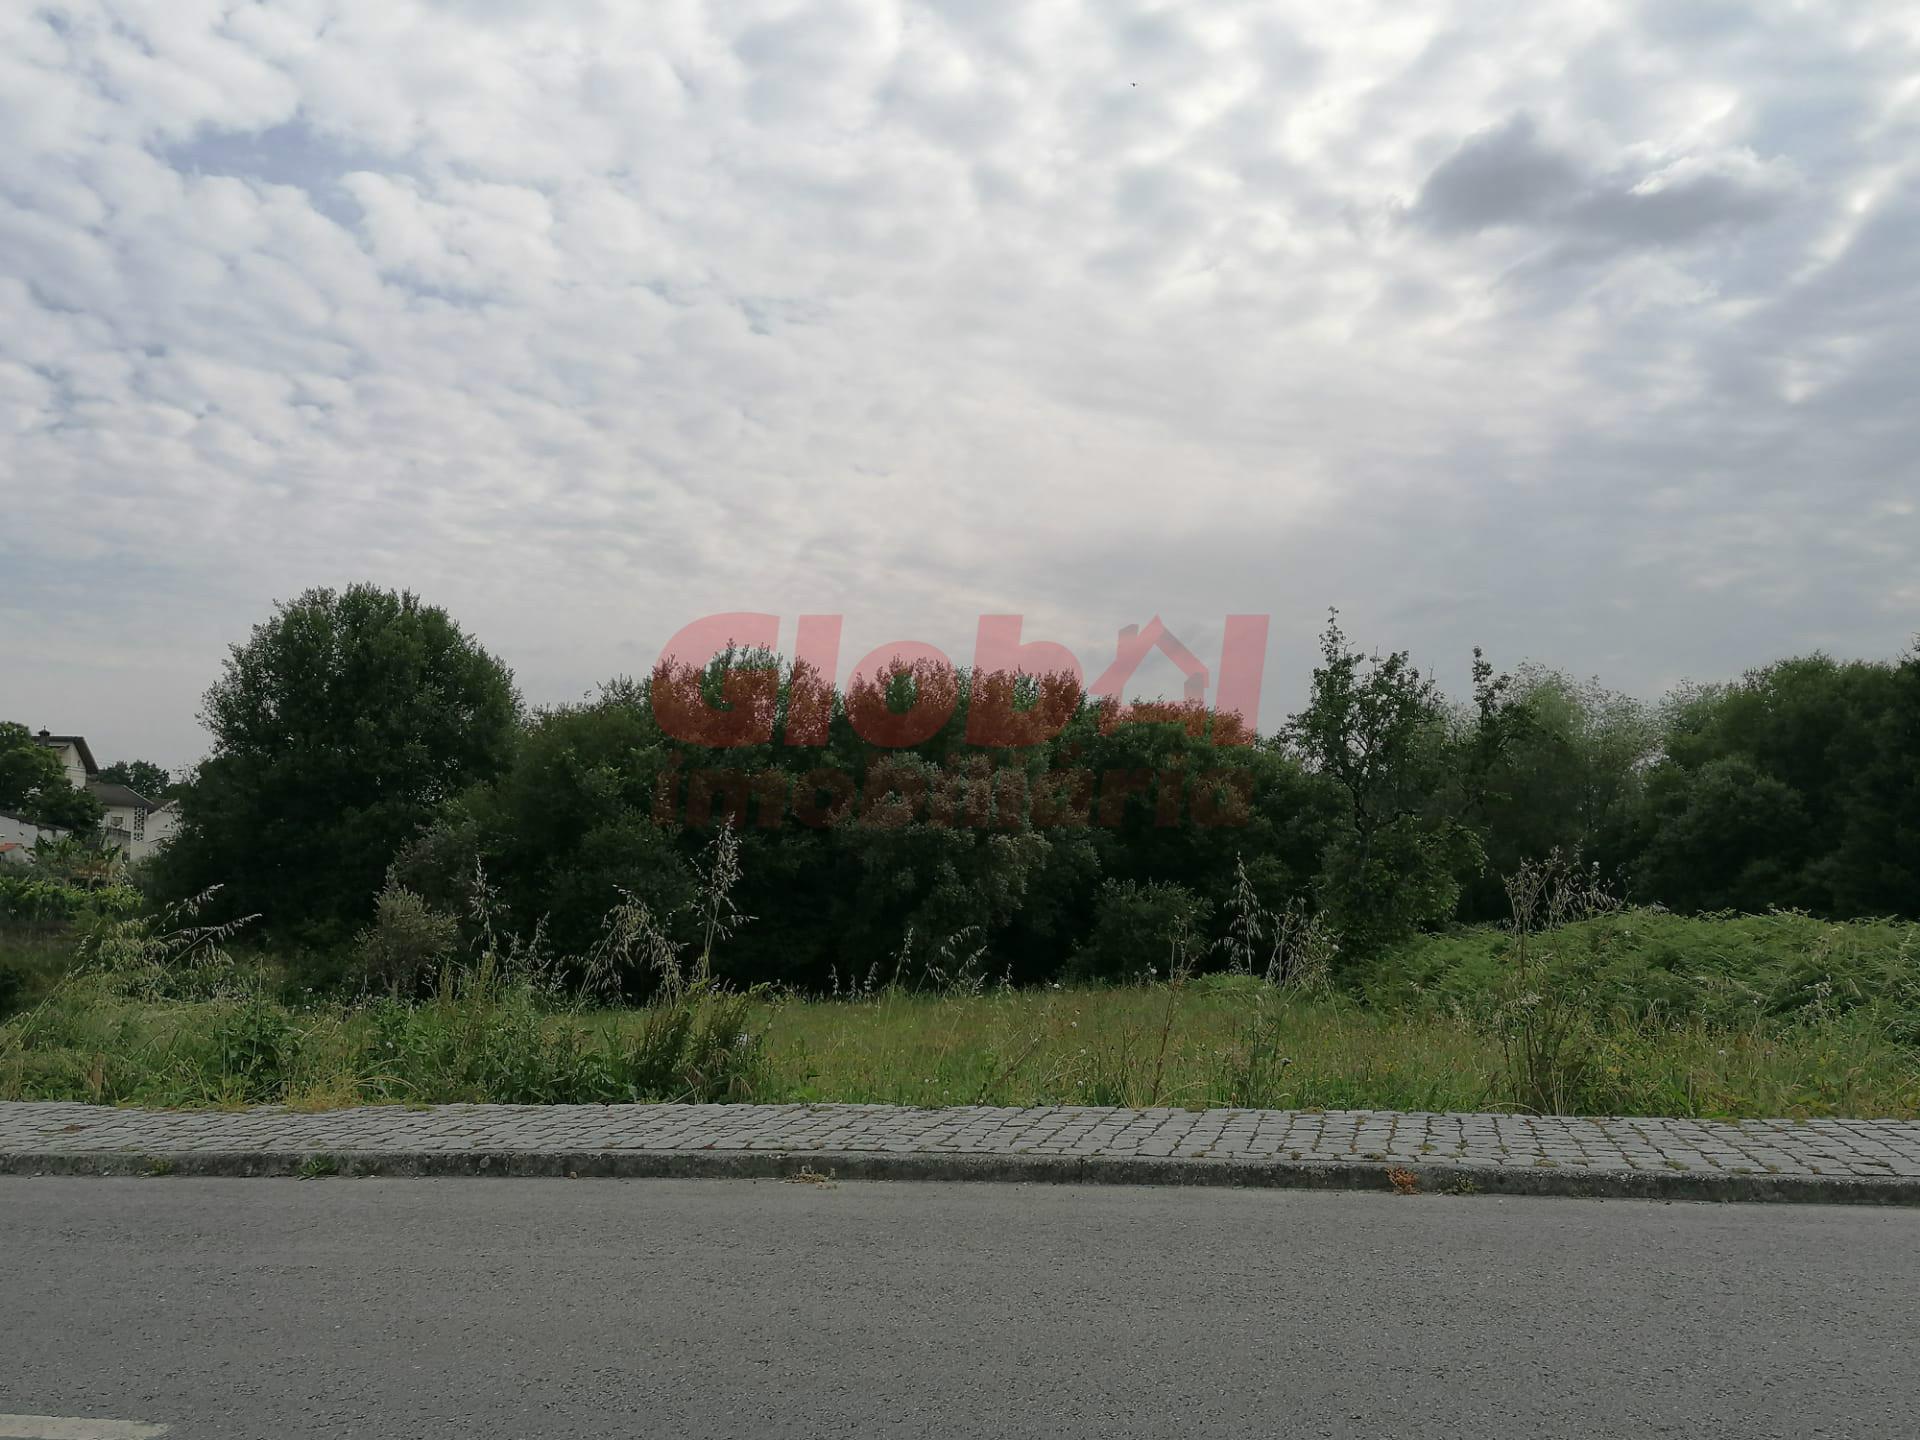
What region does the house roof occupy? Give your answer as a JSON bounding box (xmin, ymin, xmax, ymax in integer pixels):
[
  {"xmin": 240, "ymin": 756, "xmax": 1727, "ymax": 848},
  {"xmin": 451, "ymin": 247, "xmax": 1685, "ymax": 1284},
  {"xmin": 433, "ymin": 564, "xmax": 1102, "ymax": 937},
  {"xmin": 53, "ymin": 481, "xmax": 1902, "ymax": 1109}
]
[
  {"xmin": 33, "ymin": 732, "xmax": 100, "ymax": 776},
  {"xmin": 86, "ymin": 780, "xmax": 154, "ymax": 810}
]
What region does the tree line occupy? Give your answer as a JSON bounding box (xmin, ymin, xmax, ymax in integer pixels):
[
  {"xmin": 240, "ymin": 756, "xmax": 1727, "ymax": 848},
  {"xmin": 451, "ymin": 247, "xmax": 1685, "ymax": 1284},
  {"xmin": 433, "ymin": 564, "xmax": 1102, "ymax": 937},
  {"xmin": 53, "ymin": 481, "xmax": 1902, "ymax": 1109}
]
[{"xmin": 132, "ymin": 585, "xmax": 1920, "ymax": 990}]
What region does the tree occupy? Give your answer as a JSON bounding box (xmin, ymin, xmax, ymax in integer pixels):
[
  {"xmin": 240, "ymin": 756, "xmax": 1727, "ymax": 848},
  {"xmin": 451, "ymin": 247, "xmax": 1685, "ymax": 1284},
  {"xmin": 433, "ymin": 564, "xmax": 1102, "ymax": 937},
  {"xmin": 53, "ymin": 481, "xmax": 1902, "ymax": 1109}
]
[
  {"xmin": 0, "ymin": 723, "xmax": 57, "ymax": 812},
  {"xmin": 1287, "ymin": 613, "xmax": 1480, "ymax": 955},
  {"xmin": 151, "ymin": 586, "xmax": 522, "ymax": 942},
  {"xmin": 1629, "ymin": 654, "xmax": 1914, "ymax": 917},
  {"xmin": 1288, "ymin": 612, "xmax": 1451, "ymax": 843},
  {"xmin": 0, "ymin": 722, "xmax": 105, "ymax": 831},
  {"xmin": 1459, "ymin": 667, "xmax": 1657, "ymax": 918},
  {"xmin": 1635, "ymin": 756, "xmax": 1812, "ymax": 912},
  {"xmin": 24, "ymin": 781, "xmax": 104, "ymax": 833},
  {"xmin": 395, "ymin": 678, "xmax": 693, "ymax": 963},
  {"xmin": 98, "ymin": 759, "xmax": 174, "ymax": 800},
  {"xmin": 1850, "ymin": 640, "xmax": 1920, "ymax": 915}
]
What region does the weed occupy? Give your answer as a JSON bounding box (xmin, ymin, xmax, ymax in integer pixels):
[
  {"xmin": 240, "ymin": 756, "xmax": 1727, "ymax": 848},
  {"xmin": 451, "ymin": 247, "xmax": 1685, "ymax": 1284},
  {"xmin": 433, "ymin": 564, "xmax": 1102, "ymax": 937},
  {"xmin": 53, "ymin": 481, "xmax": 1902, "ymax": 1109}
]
[
  {"xmin": 1146, "ymin": 910, "xmax": 1203, "ymax": 1105},
  {"xmin": 6, "ymin": 884, "xmax": 1919, "ymax": 1118},
  {"xmin": 1494, "ymin": 854, "xmax": 1620, "ymax": 1115}
]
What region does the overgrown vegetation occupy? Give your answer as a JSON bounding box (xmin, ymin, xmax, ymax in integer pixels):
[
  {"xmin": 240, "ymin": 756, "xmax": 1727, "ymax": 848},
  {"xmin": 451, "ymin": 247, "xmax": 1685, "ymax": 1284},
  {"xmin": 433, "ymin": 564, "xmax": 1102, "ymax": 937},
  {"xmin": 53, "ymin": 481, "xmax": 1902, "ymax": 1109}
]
[
  {"xmin": 2, "ymin": 831, "xmax": 772, "ymax": 1108},
  {"xmin": 124, "ymin": 594, "xmax": 1920, "ymax": 992},
  {"xmin": 5, "ymin": 845, "xmax": 1916, "ymax": 1117},
  {"xmin": 6, "ymin": 585, "xmax": 1917, "ymax": 1118}
]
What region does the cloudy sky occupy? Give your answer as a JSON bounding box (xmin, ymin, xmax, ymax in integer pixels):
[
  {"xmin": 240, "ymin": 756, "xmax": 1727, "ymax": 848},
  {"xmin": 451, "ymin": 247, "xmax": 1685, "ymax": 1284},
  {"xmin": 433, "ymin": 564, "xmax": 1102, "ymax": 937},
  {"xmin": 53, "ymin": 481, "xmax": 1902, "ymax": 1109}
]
[{"xmin": 5, "ymin": 0, "xmax": 1918, "ymax": 770}]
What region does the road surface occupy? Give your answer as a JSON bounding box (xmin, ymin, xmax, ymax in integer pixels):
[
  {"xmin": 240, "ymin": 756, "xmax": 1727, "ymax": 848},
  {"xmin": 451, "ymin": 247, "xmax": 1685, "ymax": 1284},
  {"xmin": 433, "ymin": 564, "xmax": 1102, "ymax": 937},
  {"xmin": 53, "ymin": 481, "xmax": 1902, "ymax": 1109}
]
[{"xmin": 3, "ymin": 1179, "xmax": 1914, "ymax": 1437}]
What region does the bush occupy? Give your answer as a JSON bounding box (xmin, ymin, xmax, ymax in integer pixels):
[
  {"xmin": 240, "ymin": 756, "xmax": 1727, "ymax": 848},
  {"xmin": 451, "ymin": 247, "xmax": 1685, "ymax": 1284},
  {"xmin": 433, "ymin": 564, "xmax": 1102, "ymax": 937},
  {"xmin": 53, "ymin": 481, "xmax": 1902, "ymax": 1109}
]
[
  {"xmin": 78, "ymin": 889, "xmax": 260, "ymax": 1002},
  {"xmin": 356, "ymin": 883, "xmax": 461, "ymax": 996},
  {"xmin": 1069, "ymin": 880, "xmax": 1213, "ymax": 982},
  {"xmin": 0, "ymin": 874, "xmax": 141, "ymax": 927},
  {"xmin": 1364, "ymin": 906, "xmax": 1920, "ymax": 1033},
  {"xmin": 352, "ymin": 992, "xmax": 610, "ymax": 1104},
  {"xmin": 209, "ymin": 998, "xmax": 300, "ymax": 1102}
]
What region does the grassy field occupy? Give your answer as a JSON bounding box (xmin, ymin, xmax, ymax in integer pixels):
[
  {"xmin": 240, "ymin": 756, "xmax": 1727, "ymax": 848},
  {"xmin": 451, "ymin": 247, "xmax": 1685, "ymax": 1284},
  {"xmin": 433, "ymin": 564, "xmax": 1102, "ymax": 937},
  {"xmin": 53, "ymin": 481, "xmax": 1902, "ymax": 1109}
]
[
  {"xmin": 3, "ymin": 904, "xmax": 1916, "ymax": 1119},
  {"xmin": 757, "ymin": 982, "xmax": 1914, "ymax": 1116}
]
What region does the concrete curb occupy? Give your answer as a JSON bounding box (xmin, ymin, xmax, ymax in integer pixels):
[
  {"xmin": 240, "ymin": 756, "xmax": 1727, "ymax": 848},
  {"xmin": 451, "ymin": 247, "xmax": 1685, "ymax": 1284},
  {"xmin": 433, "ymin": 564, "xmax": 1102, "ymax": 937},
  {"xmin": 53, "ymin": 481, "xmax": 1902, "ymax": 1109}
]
[{"xmin": 5, "ymin": 1146, "xmax": 1919, "ymax": 1205}]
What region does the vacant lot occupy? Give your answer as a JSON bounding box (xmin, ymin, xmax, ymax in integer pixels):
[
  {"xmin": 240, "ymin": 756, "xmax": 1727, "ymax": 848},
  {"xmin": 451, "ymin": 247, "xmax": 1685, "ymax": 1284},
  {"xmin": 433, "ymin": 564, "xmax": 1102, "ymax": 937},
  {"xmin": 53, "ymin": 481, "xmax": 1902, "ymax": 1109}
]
[{"xmin": 4, "ymin": 907, "xmax": 1915, "ymax": 1119}]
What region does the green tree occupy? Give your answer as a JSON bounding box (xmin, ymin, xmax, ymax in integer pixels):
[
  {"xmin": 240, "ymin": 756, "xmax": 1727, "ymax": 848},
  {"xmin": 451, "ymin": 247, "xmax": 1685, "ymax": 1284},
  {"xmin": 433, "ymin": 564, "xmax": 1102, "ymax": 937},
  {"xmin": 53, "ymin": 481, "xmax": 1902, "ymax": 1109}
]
[
  {"xmin": 1636, "ymin": 756, "xmax": 1811, "ymax": 912},
  {"xmin": 395, "ymin": 678, "xmax": 692, "ymax": 964},
  {"xmin": 1287, "ymin": 613, "xmax": 1482, "ymax": 955},
  {"xmin": 25, "ymin": 782, "xmax": 105, "ymax": 833},
  {"xmin": 1459, "ymin": 667, "xmax": 1657, "ymax": 917},
  {"xmin": 98, "ymin": 759, "xmax": 174, "ymax": 800},
  {"xmin": 0, "ymin": 723, "xmax": 57, "ymax": 812},
  {"xmin": 0, "ymin": 722, "xmax": 105, "ymax": 831},
  {"xmin": 152, "ymin": 586, "xmax": 521, "ymax": 942},
  {"xmin": 1630, "ymin": 654, "xmax": 1915, "ymax": 917},
  {"xmin": 1843, "ymin": 641, "xmax": 1920, "ymax": 914}
]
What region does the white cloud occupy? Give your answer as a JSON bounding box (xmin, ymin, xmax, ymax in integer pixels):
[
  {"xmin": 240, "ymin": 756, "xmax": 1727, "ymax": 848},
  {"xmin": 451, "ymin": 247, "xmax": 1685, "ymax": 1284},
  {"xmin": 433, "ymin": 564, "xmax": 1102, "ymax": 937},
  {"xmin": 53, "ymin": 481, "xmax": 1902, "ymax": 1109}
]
[{"xmin": 3, "ymin": 0, "xmax": 1917, "ymax": 767}]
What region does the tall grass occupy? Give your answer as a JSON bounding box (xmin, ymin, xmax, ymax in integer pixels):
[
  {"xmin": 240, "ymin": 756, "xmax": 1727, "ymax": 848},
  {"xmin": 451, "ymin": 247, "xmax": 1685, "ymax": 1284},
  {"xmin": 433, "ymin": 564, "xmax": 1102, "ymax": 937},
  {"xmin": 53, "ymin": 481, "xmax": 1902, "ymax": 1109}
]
[
  {"xmin": 5, "ymin": 967, "xmax": 1911, "ymax": 1118},
  {"xmin": 3, "ymin": 842, "xmax": 1916, "ymax": 1119},
  {"xmin": 0, "ymin": 833, "xmax": 775, "ymax": 1108}
]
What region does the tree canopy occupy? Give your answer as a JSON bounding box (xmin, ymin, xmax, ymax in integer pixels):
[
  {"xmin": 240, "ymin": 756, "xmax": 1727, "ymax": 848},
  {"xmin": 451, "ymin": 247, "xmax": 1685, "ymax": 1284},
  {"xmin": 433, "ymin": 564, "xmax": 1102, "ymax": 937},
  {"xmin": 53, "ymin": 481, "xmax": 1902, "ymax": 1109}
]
[
  {"xmin": 97, "ymin": 760, "xmax": 174, "ymax": 801},
  {"xmin": 146, "ymin": 594, "xmax": 1920, "ymax": 986},
  {"xmin": 151, "ymin": 585, "xmax": 521, "ymax": 943}
]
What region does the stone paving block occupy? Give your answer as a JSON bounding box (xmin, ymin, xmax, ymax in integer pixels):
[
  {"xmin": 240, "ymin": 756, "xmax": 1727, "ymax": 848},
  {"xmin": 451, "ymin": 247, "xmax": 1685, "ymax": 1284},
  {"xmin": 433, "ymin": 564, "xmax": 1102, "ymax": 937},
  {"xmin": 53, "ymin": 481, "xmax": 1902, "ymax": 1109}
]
[{"xmin": 4, "ymin": 1102, "xmax": 1920, "ymax": 1203}]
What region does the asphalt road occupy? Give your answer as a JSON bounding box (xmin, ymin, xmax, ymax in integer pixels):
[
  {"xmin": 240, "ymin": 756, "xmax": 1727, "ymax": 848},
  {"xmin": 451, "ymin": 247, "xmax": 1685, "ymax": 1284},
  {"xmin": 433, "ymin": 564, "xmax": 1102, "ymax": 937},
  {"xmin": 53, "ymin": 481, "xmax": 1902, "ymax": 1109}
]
[{"xmin": 2, "ymin": 1179, "xmax": 1915, "ymax": 1439}]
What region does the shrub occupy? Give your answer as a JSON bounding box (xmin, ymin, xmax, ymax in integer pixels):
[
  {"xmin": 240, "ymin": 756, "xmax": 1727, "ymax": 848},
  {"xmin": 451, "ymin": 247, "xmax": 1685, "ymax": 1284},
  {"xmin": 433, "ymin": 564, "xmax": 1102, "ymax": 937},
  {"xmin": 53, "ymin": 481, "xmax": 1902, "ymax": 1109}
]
[
  {"xmin": 0, "ymin": 938, "xmax": 76, "ymax": 1020},
  {"xmin": 1363, "ymin": 905, "xmax": 1920, "ymax": 1038},
  {"xmin": 351, "ymin": 992, "xmax": 608, "ymax": 1104},
  {"xmin": 209, "ymin": 998, "xmax": 300, "ymax": 1102},
  {"xmin": 1069, "ymin": 879, "xmax": 1213, "ymax": 982},
  {"xmin": 0, "ymin": 873, "xmax": 141, "ymax": 927},
  {"xmin": 356, "ymin": 883, "xmax": 460, "ymax": 996},
  {"xmin": 1490, "ymin": 855, "xmax": 1619, "ymax": 1114},
  {"xmin": 79, "ymin": 888, "xmax": 260, "ymax": 1002},
  {"xmin": 1215, "ymin": 855, "xmax": 1339, "ymax": 989}
]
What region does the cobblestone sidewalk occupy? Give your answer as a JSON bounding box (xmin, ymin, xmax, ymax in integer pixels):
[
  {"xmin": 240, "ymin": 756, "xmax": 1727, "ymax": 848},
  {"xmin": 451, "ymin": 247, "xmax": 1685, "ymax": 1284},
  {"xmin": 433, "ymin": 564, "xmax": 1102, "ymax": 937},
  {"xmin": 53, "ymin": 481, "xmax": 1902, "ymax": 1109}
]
[{"xmin": 4, "ymin": 1102, "xmax": 1919, "ymax": 1203}]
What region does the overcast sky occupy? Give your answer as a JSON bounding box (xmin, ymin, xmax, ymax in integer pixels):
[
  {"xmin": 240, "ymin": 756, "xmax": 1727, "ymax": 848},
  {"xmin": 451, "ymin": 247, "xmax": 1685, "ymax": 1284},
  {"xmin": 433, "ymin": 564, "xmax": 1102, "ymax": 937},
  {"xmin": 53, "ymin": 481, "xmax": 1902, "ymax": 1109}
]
[{"xmin": 5, "ymin": 0, "xmax": 1918, "ymax": 771}]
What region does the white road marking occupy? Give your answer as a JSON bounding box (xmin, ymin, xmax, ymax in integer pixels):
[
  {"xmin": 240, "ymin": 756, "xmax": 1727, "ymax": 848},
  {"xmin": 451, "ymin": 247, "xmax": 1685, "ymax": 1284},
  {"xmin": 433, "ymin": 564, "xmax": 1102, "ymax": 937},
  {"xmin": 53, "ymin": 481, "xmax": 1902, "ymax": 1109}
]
[{"xmin": 0, "ymin": 1419, "xmax": 169, "ymax": 1439}]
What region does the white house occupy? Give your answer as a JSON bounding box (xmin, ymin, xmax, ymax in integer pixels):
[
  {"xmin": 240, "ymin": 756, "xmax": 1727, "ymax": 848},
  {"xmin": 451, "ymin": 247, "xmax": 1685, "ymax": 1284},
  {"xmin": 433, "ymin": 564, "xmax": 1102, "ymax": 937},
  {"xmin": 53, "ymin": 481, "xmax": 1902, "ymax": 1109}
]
[
  {"xmin": 145, "ymin": 799, "xmax": 182, "ymax": 857},
  {"xmin": 0, "ymin": 809, "xmax": 68, "ymax": 864},
  {"xmin": 88, "ymin": 780, "xmax": 179, "ymax": 861},
  {"xmin": 33, "ymin": 732, "xmax": 98, "ymax": 790},
  {"xmin": 22, "ymin": 730, "xmax": 180, "ymax": 863}
]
